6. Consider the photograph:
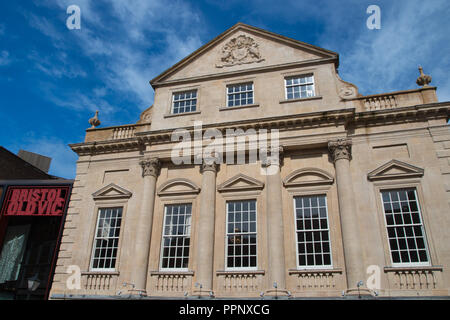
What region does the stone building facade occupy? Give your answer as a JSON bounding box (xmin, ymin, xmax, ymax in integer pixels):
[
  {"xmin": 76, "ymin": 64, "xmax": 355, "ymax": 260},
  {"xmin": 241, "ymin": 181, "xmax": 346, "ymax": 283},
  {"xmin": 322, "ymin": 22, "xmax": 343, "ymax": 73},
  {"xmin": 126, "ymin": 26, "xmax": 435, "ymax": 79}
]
[{"xmin": 49, "ymin": 23, "xmax": 450, "ymax": 299}]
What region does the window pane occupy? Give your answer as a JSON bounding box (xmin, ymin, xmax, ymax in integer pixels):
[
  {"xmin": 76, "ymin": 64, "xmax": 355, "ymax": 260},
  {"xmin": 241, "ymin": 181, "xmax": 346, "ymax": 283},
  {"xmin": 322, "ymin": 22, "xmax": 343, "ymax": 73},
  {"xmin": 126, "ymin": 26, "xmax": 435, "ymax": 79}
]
[
  {"xmin": 160, "ymin": 204, "xmax": 192, "ymax": 270},
  {"xmin": 91, "ymin": 207, "xmax": 122, "ymax": 270},
  {"xmin": 285, "ymin": 75, "xmax": 315, "ymax": 100},
  {"xmin": 227, "ymin": 83, "xmax": 253, "ymax": 107},
  {"xmin": 294, "ymin": 195, "xmax": 331, "ymax": 267},
  {"xmin": 172, "ymin": 90, "xmax": 197, "ymax": 114},
  {"xmin": 381, "ymin": 189, "xmax": 429, "ymax": 265},
  {"xmin": 226, "ymin": 200, "xmax": 257, "ymax": 269}
]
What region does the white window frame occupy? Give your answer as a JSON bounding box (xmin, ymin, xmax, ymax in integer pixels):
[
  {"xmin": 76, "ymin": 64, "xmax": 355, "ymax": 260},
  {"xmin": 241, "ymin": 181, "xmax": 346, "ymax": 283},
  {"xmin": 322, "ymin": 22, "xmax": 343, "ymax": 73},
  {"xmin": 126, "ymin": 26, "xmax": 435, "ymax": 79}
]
[
  {"xmin": 225, "ymin": 200, "xmax": 258, "ymax": 271},
  {"xmin": 380, "ymin": 188, "xmax": 431, "ymax": 267},
  {"xmin": 171, "ymin": 90, "xmax": 197, "ymax": 114},
  {"xmin": 90, "ymin": 207, "xmax": 123, "ymax": 272},
  {"xmin": 159, "ymin": 203, "xmax": 192, "ymax": 272},
  {"xmin": 285, "ymin": 74, "xmax": 315, "ymax": 100},
  {"xmin": 226, "ymin": 83, "xmax": 254, "ymax": 107},
  {"xmin": 293, "ymin": 195, "xmax": 333, "ymax": 270}
]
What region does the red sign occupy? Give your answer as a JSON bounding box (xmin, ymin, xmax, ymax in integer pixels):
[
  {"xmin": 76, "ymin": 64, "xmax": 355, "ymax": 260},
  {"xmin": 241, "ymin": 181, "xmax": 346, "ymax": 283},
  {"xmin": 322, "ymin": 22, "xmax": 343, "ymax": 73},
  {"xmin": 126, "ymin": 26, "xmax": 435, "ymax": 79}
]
[{"xmin": 1, "ymin": 186, "xmax": 70, "ymax": 216}]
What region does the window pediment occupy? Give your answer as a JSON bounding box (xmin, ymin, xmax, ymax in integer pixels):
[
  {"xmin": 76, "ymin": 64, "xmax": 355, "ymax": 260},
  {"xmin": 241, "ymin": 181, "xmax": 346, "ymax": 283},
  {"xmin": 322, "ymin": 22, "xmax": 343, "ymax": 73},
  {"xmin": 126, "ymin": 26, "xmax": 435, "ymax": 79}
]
[
  {"xmin": 368, "ymin": 159, "xmax": 424, "ymax": 181},
  {"xmin": 217, "ymin": 174, "xmax": 264, "ymax": 192},
  {"xmin": 157, "ymin": 178, "xmax": 201, "ymax": 196},
  {"xmin": 283, "ymin": 168, "xmax": 334, "ymax": 188},
  {"xmin": 92, "ymin": 183, "xmax": 132, "ymax": 200}
]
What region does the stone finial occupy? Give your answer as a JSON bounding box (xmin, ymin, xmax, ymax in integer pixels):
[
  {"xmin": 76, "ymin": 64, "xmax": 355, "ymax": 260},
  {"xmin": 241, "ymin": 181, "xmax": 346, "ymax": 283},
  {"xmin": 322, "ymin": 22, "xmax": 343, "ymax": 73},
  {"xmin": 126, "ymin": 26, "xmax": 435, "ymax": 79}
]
[
  {"xmin": 416, "ymin": 66, "xmax": 432, "ymax": 87},
  {"xmin": 89, "ymin": 110, "xmax": 101, "ymax": 128}
]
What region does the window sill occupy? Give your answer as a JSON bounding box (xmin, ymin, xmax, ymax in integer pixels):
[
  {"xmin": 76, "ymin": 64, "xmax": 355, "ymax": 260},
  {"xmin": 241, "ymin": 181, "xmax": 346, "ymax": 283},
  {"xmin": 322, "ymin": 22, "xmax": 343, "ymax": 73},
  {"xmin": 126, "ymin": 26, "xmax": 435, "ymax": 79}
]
[
  {"xmin": 384, "ymin": 265, "xmax": 443, "ymax": 272},
  {"xmin": 163, "ymin": 111, "xmax": 201, "ymax": 118},
  {"xmin": 82, "ymin": 271, "xmax": 120, "ymax": 276},
  {"xmin": 288, "ymin": 268, "xmax": 342, "ymax": 275},
  {"xmin": 216, "ymin": 270, "xmax": 265, "ymax": 275},
  {"xmin": 279, "ymin": 95, "xmax": 322, "ymax": 104},
  {"xmin": 150, "ymin": 270, "xmax": 194, "ymax": 276},
  {"xmin": 219, "ymin": 104, "xmax": 260, "ymax": 111}
]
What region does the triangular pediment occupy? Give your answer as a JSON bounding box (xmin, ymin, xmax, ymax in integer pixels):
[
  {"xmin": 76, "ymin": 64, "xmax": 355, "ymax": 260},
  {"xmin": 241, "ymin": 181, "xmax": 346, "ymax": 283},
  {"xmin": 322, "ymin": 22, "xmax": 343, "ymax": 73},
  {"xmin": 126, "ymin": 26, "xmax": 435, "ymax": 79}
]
[
  {"xmin": 218, "ymin": 173, "xmax": 264, "ymax": 192},
  {"xmin": 92, "ymin": 183, "xmax": 132, "ymax": 200},
  {"xmin": 151, "ymin": 23, "xmax": 338, "ymax": 85},
  {"xmin": 157, "ymin": 178, "xmax": 201, "ymax": 196},
  {"xmin": 283, "ymin": 168, "xmax": 334, "ymax": 188},
  {"xmin": 368, "ymin": 160, "xmax": 424, "ymax": 181}
]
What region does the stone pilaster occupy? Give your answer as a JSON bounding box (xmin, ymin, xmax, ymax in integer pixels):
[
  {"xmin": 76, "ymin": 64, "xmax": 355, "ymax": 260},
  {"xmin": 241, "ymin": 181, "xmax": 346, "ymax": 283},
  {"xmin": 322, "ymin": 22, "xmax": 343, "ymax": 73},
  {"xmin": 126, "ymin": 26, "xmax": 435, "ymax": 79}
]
[
  {"xmin": 132, "ymin": 157, "xmax": 161, "ymax": 293},
  {"xmin": 262, "ymin": 146, "xmax": 286, "ymax": 290},
  {"xmin": 328, "ymin": 139, "xmax": 365, "ymax": 289},
  {"xmin": 195, "ymin": 157, "xmax": 219, "ymax": 291}
]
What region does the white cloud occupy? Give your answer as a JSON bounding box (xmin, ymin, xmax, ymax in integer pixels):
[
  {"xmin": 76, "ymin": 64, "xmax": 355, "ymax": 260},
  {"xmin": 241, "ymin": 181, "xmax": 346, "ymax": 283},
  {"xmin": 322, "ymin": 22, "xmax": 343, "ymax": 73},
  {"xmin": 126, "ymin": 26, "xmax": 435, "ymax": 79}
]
[
  {"xmin": 27, "ymin": 0, "xmax": 206, "ymax": 114},
  {"xmin": 27, "ymin": 50, "xmax": 87, "ymax": 78},
  {"xmin": 13, "ymin": 135, "xmax": 78, "ymax": 179},
  {"xmin": 0, "ymin": 50, "xmax": 11, "ymax": 66},
  {"xmin": 321, "ymin": 0, "xmax": 450, "ymax": 96}
]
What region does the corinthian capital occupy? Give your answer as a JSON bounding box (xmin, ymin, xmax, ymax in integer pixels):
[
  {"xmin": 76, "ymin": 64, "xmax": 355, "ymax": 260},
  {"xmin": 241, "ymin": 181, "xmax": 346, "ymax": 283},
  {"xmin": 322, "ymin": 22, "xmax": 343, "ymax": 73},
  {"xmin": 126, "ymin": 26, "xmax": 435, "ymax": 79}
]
[
  {"xmin": 140, "ymin": 157, "xmax": 161, "ymax": 177},
  {"xmin": 260, "ymin": 146, "xmax": 284, "ymax": 168},
  {"xmin": 200, "ymin": 157, "xmax": 219, "ymax": 173},
  {"xmin": 328, "ymin": 139, "xmax": 352, "ymax": 162}
]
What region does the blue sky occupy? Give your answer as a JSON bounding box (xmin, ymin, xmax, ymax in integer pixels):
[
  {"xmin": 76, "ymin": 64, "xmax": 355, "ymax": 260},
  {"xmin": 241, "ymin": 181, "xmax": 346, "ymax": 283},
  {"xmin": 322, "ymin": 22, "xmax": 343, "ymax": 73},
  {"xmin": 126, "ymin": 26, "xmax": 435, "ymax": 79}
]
[{"xmin": 1, "ymin": 0, "xmax": 449, "ymax": 179}]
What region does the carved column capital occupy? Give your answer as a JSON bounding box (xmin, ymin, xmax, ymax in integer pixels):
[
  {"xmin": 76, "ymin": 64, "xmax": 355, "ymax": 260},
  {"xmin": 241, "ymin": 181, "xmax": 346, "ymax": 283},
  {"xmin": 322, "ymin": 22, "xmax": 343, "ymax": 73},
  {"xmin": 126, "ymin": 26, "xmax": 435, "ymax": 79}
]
[
  {"xmin": 260, "ymin": 146, "xmax": 284, "ymax": 168},
  {"xmin": 139, "ymin": 157, "xmax": 161, "ymax": 177},
  {"xmin": 195, "ymin": 153, "xmax": 220, "ymax": 173},
  {"xmin": 328, "ymin": 139, "xmax": 352, "ymax": 163},
  {"xmin": 200, "ymin": 158, "xmax": 219, "ymax": 173}
]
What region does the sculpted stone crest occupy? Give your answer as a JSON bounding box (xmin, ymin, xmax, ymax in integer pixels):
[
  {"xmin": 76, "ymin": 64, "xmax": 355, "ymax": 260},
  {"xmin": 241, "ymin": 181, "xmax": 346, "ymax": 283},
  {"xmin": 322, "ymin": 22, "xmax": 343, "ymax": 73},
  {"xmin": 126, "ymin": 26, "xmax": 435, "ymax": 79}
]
[
  {"xmin": 216, "ymin": 35, "xmax": 264, "ymax": 68},
  {"xmin": 338, "ymin": 86, "xmax": 357, "ymax": 99}
]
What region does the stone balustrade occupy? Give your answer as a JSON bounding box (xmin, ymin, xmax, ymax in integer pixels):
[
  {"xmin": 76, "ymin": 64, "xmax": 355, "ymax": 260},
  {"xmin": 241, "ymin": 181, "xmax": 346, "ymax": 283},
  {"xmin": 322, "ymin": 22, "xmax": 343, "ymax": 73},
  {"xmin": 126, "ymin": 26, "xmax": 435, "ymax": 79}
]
[
  {"xmin": 112, "ymin": 125, "xmax": 136, "ymax": 139},
  {"xmin": 354, "ymin": 88, "xmax": 436, "ymax": 111},
  {"xmin": 216, "ymin": 270, "xmax": 265, "ymax": 294},
  {"xmin": 81, "ymin": 271, "xmax": 119, "ymax": 292},
  {"xmin": 363, "ymin": 94, "xmax": 398, "ymax": 110},
  {"xmin": 84, "ymin": 123, "xmax": 150, "ymax": 143},
  {"xmin": 288, "ymin": 269, "xmax": 343, "ymax": 291},
  {"xmin": 149, "ymin": 271, "xmax": 194, "ymax": 295},
  {"xmin": 384, "ymin": 266, "xmax": 443, "ymax": 290}
]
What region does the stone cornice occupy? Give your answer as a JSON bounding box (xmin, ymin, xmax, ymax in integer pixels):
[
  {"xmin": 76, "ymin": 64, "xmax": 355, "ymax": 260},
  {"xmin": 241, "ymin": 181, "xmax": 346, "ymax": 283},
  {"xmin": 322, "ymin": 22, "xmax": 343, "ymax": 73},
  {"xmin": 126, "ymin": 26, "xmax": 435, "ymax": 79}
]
[
  {"xmin": 217, "ymin": 173, "xmax": 265, "ymax": 193},
  {"xmin": 92, "ymin": 183, "xmax": 132, "ymax": 200},
  {"xmin": 352, "ymin": 102, "xmax": 449, "ymax": 127},
  {"xmin": 69, "ymin": 139, "xmax": 144, "ymax": 156},
  {"xmin": 157, "ymin": 178, "xmax": 201, "ymax": 196},
  {"xmin": 283, "ymin": 167, "xmax": 334, "ymax": 187},
  {"xmin": 69, "ymin": 102, "xmax": 450, "ymax": 156},
  {"xmin": 367, "ymin": 159, "xmax": 424, "ymax": 181}
]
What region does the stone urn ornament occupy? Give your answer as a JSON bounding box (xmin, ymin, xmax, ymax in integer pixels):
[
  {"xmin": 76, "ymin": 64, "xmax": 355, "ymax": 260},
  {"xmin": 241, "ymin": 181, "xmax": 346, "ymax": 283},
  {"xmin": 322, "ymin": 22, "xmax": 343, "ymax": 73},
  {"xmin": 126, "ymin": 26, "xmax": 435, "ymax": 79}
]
[
  {"xmin": 416, "ymin": 66, "xmax": 432, "ymax": 87},
  {"xmin": 89, "ymin": 110, "xmax": 101, "ymax": 128}
]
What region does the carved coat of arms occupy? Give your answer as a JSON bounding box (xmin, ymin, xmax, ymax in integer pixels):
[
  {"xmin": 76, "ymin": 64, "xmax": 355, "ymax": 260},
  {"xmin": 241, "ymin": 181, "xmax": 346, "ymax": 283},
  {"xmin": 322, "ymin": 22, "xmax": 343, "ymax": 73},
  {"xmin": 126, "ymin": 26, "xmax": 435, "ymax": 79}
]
[{"xmin": 216, "ymin": 35, "xmax": 264, "ymax": 68}]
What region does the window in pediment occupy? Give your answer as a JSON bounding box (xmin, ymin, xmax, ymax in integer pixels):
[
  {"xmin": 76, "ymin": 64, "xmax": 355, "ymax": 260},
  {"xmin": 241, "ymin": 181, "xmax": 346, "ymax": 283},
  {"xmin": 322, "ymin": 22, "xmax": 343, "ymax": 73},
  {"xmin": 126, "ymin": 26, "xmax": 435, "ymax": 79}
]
[
  {"xmin": 227, "ymin": 83, "xmax": 254, "ymax": 107},
  {"xmin": 172, "ymin": 90, "xmax": 197, "ymax": 114},
  {"xmin": 285, "ymin": 74, "xmax": 315, "ymax": 100}
]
